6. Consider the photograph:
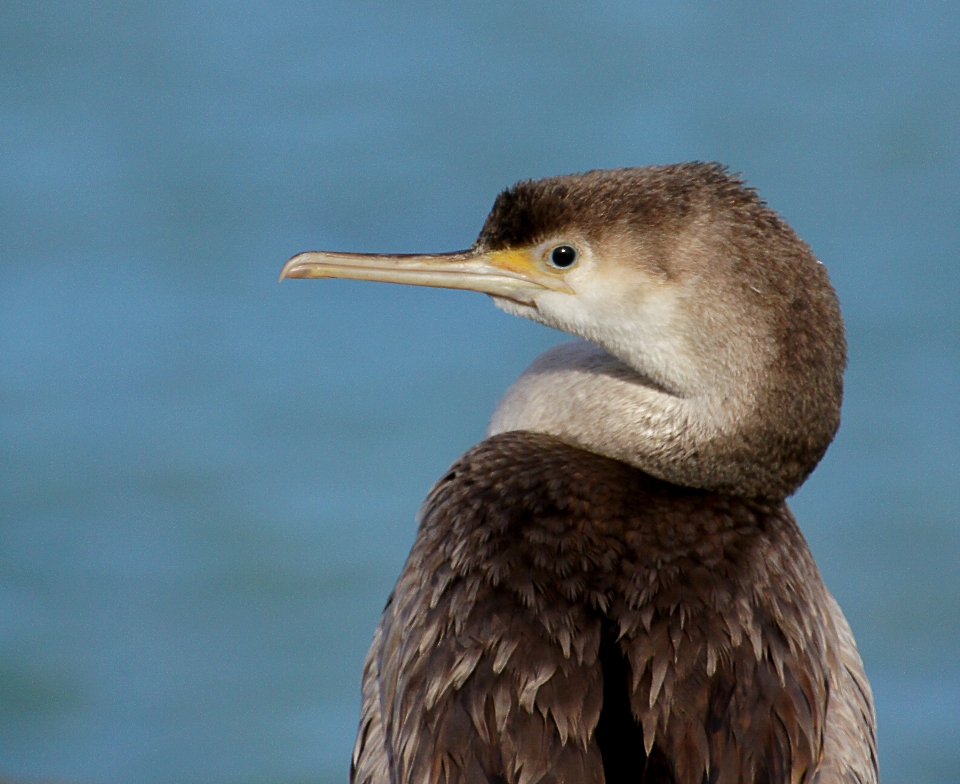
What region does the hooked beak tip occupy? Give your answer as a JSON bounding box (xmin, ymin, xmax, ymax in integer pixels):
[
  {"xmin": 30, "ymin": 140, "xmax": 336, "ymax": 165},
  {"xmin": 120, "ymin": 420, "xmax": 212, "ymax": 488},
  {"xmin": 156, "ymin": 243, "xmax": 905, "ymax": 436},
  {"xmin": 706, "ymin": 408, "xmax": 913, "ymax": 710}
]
[{"xmin": 278, "ymin": 255, "xmax": 305, "ymax": 282}]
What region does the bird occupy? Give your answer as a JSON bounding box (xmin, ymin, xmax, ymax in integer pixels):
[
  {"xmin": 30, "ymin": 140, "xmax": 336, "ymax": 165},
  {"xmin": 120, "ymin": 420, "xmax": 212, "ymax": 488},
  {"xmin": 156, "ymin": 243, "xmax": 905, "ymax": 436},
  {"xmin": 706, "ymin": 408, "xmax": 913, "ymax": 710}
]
[{"xmin": 279, "ymin": 163, "xmax": 878, "ymax": 784}]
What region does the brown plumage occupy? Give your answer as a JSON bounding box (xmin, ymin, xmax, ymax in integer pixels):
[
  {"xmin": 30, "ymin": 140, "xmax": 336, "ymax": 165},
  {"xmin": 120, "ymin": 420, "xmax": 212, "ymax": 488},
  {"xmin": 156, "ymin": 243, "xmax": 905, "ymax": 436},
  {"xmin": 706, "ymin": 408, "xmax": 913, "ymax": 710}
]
[
  {"xmin": 350, "ymin": 433, "xmax": 876, "ymax": 784},
  {"xmin": 280, "ymin": 163, "xmax": 878, "ymax": 784}
]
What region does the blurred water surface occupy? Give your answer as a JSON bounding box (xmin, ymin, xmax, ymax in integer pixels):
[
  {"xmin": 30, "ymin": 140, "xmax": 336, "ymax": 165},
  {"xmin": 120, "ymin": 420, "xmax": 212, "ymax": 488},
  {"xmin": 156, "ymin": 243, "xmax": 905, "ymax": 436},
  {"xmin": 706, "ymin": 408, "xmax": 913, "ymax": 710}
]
[{"xmin": 1, "ymin": 2, "xmax": 958, "ymax": 783}]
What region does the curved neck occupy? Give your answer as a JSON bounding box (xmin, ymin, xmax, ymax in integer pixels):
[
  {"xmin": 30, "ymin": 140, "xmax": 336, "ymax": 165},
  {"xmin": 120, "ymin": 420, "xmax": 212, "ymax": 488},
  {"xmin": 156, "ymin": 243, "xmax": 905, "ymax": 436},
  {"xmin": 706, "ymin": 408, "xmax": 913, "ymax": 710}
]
[{"xmin": 486, "ymin": 340, "xmax": 799, "ymax": 499}]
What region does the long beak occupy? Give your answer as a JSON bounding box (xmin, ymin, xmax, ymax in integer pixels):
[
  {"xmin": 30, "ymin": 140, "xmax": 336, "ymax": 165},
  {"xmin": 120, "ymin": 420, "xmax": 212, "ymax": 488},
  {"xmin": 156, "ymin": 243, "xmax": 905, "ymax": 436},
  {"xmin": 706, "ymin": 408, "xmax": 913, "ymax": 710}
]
[{"xmin": 278, "ymin": 248, "xmax": 572, "ymax": 305}]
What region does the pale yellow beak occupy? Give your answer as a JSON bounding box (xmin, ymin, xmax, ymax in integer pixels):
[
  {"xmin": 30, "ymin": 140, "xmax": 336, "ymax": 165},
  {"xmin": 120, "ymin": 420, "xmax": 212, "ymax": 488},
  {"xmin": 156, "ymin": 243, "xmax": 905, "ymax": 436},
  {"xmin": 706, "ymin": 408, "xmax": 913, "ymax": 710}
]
[{"xmin": 279, "ymin": 247, "xmax": 572, "ymax": 305}]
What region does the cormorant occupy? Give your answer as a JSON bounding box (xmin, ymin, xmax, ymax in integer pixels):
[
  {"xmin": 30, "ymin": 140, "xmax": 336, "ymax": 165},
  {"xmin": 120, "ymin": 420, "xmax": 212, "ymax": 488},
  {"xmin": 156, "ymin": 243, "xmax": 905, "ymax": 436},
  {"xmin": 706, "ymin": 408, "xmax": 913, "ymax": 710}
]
[{"xmin": 280, "ymin": 163, "xmax": 877, "ymax": 784}]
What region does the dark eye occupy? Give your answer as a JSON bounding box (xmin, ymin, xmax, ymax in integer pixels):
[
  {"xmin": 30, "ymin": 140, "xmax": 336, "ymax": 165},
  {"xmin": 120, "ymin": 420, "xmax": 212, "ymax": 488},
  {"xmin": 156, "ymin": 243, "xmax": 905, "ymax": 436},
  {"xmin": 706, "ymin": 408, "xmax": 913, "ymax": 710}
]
[{"xmin": 549, "ymin": 245, "xmax": 578, "ymax": 269}]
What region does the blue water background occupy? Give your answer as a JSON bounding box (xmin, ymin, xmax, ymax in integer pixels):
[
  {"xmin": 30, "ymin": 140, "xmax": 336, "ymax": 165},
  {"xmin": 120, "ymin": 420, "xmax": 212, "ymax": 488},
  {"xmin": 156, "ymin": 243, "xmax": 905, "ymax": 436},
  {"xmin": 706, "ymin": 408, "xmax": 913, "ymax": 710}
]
[{"xmin": 1, "ymin": 2, "xmax": 958, "ymax": 782}]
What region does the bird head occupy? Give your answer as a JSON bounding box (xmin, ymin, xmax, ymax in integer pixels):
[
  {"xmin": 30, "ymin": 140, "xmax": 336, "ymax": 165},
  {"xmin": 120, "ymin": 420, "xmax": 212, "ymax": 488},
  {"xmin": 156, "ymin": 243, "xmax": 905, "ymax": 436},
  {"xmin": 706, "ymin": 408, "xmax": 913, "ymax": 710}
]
[{"xmin": 281, "ymin": 163, "xmax": 845, "ymax": 498}]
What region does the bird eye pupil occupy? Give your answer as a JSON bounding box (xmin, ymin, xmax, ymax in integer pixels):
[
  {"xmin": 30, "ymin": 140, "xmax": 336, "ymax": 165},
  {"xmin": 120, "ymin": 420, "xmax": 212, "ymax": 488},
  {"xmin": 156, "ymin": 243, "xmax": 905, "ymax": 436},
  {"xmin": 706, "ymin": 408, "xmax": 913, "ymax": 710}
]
[{"xmin": 550, "ymin": 245, "xmax": 577, "ymax": 268}]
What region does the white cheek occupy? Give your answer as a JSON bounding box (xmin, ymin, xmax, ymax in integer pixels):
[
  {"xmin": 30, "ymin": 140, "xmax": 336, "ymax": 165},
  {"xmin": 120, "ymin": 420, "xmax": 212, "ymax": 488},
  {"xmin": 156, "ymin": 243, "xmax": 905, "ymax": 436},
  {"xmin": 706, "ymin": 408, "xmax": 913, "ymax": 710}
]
[
  {"xmin": 490, "ymin": 296, "xmax": 538, "ymax": 321},
  {"xmin": 534, "ymin": 289, "xmax": 595, "ymax": 326},
  {"xmin": 493, "ymin": 290, "xmax": 597, "ymax": 336},
  {"xmin": 495, "ymin": 267, "xmax": 709, "ymax": 397},
  {"xmin": 544, "ymin": 274, "xmax": 707, "ymax": 394}
]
